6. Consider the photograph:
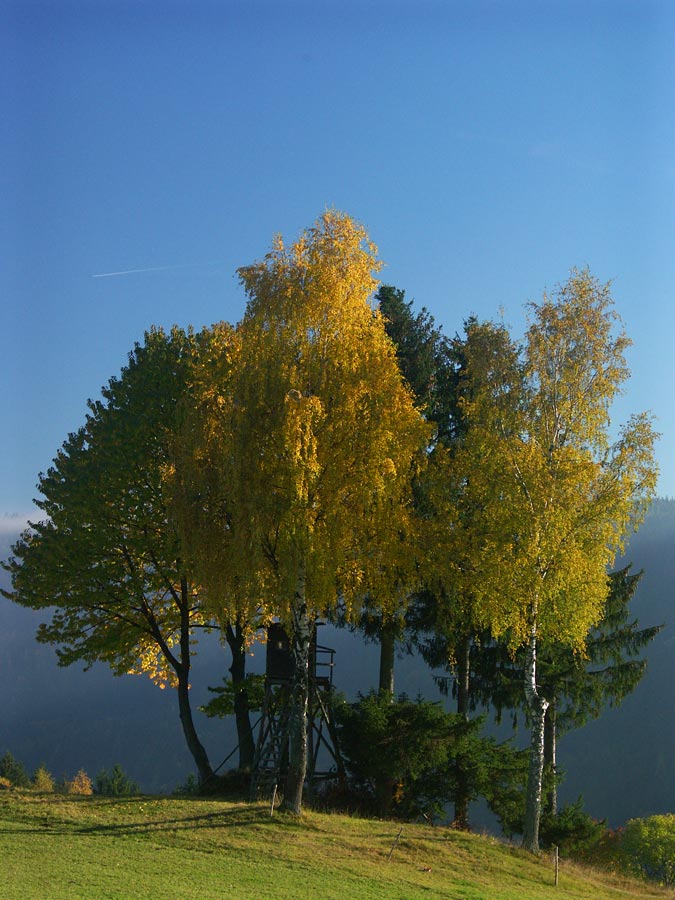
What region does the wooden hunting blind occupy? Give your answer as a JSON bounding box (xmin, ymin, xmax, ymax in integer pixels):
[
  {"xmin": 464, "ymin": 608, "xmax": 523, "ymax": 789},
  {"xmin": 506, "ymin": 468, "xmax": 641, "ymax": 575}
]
[
  {"xmin": 265, "ymin": 622, "xmax": 294, "ymax": 682},
  {"xmin": 250, "ymin": 622, "xmax": 344, "ymax": 799}
]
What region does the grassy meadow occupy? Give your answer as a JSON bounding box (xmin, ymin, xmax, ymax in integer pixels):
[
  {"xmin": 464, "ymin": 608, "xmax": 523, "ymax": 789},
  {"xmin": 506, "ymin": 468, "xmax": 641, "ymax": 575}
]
[{"xmin": 1, "ymin": 791, "xmax": 673, "ymax": 900}]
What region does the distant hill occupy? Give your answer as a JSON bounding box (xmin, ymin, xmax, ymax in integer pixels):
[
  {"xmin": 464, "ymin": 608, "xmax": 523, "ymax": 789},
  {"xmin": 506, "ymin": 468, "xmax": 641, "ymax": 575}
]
[
  {"xmin": 557, "ymin": 497, "xmax": 675, "ymax": 826},
  {"xmin": 1, "ymin": 501, "xmax": 673, "ymax": 824}
]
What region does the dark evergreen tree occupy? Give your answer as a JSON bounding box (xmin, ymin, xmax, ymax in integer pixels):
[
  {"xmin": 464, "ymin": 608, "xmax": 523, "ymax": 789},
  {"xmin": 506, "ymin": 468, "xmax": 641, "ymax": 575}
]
[
  {"xmin": 405, "ymin": 585, "xmax": 488, "ymax": 828},
  {"xmin": 94, "ymin": 763, "xmax": 139, "ymax": 796},
  {"xmin": 377, "ymin": 285, "xmax": 458, "ymax": 444},
  {"xmin": 358, "ymin": 286, "xmax": 459, "ymax": 697},
  {"xmin": 0, "ymin": 751, "xmax": 30, "ymax": 788},
  {"xmin": 370, "ymin": 293, "xmax": 501, "ymax": 828},
  {"xmin": 364, "ymin": 291, "xmax": 497, "ymax": 828}
]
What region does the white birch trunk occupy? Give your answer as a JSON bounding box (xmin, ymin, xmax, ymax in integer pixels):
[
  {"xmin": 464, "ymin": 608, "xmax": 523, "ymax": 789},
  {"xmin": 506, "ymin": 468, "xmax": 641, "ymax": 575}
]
[
  {"xmin": 544, "ymin": 697, "xmax": 557, "ymax": 817},
  {"xmin": 522, "ymin": 622, "xmax": 549, "ymax": 853}
]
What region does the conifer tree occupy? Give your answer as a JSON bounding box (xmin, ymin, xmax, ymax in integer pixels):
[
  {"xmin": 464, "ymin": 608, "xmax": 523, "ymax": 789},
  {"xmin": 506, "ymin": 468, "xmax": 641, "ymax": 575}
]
[
  {"xmin": 355, "ymin": 285, "xmax": 456, "ymax": 698},
  {"xmin": 0, "ymin": 751, "xmax": 30, "ymax": 788}
]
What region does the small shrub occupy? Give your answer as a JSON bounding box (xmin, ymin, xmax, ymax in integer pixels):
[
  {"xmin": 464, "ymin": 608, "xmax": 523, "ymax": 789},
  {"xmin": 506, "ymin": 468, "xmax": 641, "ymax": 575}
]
[
  {"xmin": 0, "ymin": 776, "xmax": 12, "ymax": 790},
  {"xmin": 478, "ymin": 739, "xmax": 529, "ymax": 838},
  {"xmin": 621, "ymin": 815, "xmax": 675, "ymax": 886},
  {"xmin": 591, "ymin": 826, "xmax": 626, "ymax": 873},
  {"xmin": 0, "ymin": 751, "xmax": 30, "ymax": 788},
  {"xmin": 540, "ymin": 798, "xmax": 606, "ymax": 856},
  {"xmin": 66, "ymin": 769, "xmax": 93, "ymax": 795},
  {"xmin": 334, "ymin": 691, "xmax": 483, "ymax": 819},
  {"xmin": 94, "ymin": 764, "xmax": 139, "ymax": 797},
  {"xmin": 199, "ymin": 768, "xmax": 252, "ymax": 798},
  {"xmin": 173, "ymin": 773, "xmax": 199, "ymax": 796},
  {"xmin": 32, "ymin": 764, "xmax": 55, "ymax": 792}
]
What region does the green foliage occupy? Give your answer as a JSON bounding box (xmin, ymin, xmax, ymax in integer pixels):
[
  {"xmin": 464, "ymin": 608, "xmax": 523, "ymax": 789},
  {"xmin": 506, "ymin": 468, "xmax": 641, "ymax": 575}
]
[
  {"xmin": 2, "ymin": 326, "xmax": 207, "ymax": 687},
  {"xmin": 0, "ymin": 751, "xmax": 30, "ymax": 788},
  {"xmin": 1, "ymin": 326, "xmax": 216, "ymax": 782},
  {"xmin": 94, "ymin": 764, "xmax": 139, "ymax": 797},
  {"xmin": 173, "ymin": 773, "xmax": 199, "ymax": 796},
  {"xmin": 478, "ymin": 739, "xmax": 530, "ymax": 838},
  {"xmin": 621, "ymin": 815, "xmax": 675, "ymax": 886},
  {"xmin": 32, "ymin": 764, "xmax": 55, "ymax": 793},
  {"xmin": 487, "ymin": 771, "xmax": 606, "ymax": 858},
  {"xmin": 540, "ymin": 798, "xmax": 606, "ymax": 856},
  {"xmin": 334, "ymin": 692, "xmax": 450, "ymax": 817},
  {"xmin": 200, "ymin": 673, "xmax": 265, "ymax": 718},
  {"xmin": 333, "ymin": 691, "xmax": 517, "ymax": 821},
  {"xmin": 376, "ymin": 284, "xmax": 458, "ymax": 445}
]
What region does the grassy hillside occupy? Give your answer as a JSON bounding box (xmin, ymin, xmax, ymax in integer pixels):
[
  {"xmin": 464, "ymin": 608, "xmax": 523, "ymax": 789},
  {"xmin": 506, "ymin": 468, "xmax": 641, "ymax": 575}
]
[{"xmin": 1, "ymin": 792, "xmax": 672, "ymax": 900}]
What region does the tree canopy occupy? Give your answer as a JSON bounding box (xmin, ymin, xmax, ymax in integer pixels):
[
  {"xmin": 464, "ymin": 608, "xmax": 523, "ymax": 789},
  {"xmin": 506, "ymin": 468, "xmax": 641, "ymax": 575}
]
[
  {"xmin": 3, "ymin": 326, "xmax": 215, "ymax": 782},
  {"xmin": 175, "ymin": 211, "xmax": 430, "ymax": 812},
  {"xmin": 433, "ymin": 269, "xmax": 658, "ymax": 850}
]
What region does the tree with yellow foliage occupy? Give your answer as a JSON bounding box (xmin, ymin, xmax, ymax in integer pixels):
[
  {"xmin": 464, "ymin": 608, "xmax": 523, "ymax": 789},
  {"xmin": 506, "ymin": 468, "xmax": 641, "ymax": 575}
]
[
  {"xmin": 185, "ymin": 212, "xmax": 429, "ymax": 813},
  {"xmin": 166, "ymin": 321, "xmax": 263, "ymax": 769},
  {"xmin": 435, "ymin": 270, "xmax": 658, "ymax": 851}
]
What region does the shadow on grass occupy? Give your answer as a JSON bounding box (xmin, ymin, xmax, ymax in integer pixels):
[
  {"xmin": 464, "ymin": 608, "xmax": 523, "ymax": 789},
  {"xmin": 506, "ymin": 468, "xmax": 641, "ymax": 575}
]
[{"xmin": 0, "ymin": 800, "xmax": 294, "ymax": 839}]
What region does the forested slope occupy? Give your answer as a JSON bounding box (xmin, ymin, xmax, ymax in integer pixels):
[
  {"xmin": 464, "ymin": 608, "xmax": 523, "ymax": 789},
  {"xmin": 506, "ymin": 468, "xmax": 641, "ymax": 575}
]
[{"xmin": 557, "ymin": 497, "xmax": 675, "ymax": 825}]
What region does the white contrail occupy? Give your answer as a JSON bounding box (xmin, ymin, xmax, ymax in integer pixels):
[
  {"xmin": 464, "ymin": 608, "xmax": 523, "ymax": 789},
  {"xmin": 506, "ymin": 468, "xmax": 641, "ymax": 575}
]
[{"xmin": 91, "ymin": 261, "xmax": 223, "ymax": 278}]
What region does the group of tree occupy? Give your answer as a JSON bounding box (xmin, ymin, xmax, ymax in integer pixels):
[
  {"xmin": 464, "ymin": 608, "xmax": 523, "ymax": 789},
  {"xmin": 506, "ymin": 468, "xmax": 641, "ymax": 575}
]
[
  {"xmin": 0, "ymin": 750, "xmax": 93, "ymax": 795},
  {"xmin": 2, "ymin": 211, "xmax": 659, "ymax": 851}
]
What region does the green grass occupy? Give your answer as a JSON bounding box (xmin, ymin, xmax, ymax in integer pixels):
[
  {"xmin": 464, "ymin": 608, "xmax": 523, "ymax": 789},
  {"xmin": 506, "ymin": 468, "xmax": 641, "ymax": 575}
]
[{"xmin": 0, "ymin": 791, "xmax": 672, "ymax": 900}]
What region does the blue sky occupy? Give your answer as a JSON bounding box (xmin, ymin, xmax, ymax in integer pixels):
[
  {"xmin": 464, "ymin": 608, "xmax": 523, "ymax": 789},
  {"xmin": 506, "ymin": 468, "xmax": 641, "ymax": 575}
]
[{"xmin": 2, "ymin": 0, "xmax": 674, "ymax": 529}]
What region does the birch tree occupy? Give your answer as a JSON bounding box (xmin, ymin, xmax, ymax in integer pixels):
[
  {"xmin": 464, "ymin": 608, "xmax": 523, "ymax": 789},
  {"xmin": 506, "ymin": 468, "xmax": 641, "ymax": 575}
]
[
  {"xmin": 436, "ymin": 270, "xmax": 658, "ymax": 851},
  {"xmin": 211, "ymin": 211, "xmax": 429, "ymax": 813}
]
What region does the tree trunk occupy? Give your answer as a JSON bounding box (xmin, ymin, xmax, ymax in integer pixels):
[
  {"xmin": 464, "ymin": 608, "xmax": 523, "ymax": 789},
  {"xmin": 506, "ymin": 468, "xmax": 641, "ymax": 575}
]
[
  {"xmin": 225, "ymin": 622, "xmax": 255, "ymax": 771},
  {"xmin": 374, "ymin": 618, "xmax": 397, "ymax": 814},
  {"xmin": 522, "ymin": 622, "xmax": 549, "ymax": 853},
  {"xmin": 543, "ymin": 695, "xmax": 557, "ymax": 818},
  {"xmin": 177, "ymin": 670, "xmax": 214, "ymax": 785},
  {"xmin": 453, "ymin": 632, "xmax": 471, "ymax": 830},
  {"xmin": 176, "ymin": 577, "xmax": 214, "ymax": 785},
  {"xmin": 282, "ymin": 564, "xmax": 310, "ymax": 815},
  {"xmin": 378, "ymin": 619, "xmax": 396, "ymax": 699}
]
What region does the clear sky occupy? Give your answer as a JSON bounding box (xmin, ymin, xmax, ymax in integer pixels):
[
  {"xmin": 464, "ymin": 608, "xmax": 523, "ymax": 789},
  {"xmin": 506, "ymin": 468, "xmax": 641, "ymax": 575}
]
[{"xmin": 2, "ymin": 0, "xmax": 674, "ymax": 529}]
